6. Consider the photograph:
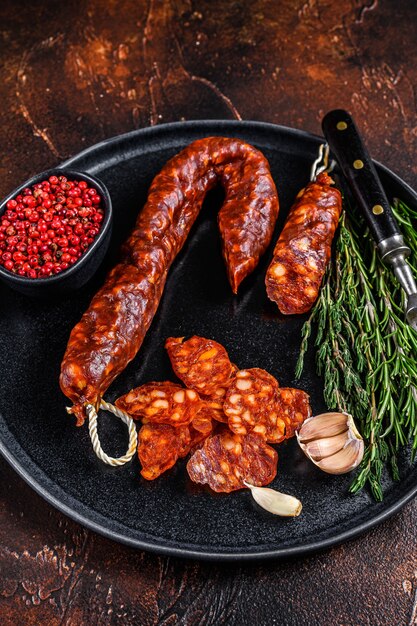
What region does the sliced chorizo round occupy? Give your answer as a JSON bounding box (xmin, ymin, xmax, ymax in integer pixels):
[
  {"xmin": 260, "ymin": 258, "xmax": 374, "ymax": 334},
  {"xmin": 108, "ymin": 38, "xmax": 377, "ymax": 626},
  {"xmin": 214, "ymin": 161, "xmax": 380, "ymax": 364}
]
[
  {"xmin": 115, "ymin": 381, "xmax": 201, "ymax": 426},
  {"xmin": 187, "ymin": 430, "xmax": 278, "ymax": 493},
  {"xmin": 278, "ymin": 387, "xmax": 311, "ymax": 438},
  {"xmin": 138, "ymin": 423, "xmax": 191, "ymax": 480},
  {"xmin": 250, "ymin": 387, "xmax": 311, "ymax": 443},
  {"xmin": 165, "ymin": 336, "xmax": 236, "ymax": 396},
  {"xmin": 223, "ymin": 368, "xmax": 280, "ymax": 436},
  {"xmin": 181, "ymin": 405, "xmax": 216, "ymax": 456},
  {"xmin": 200, "ymin": 388, "xmax": 229, "ymax": 423}
]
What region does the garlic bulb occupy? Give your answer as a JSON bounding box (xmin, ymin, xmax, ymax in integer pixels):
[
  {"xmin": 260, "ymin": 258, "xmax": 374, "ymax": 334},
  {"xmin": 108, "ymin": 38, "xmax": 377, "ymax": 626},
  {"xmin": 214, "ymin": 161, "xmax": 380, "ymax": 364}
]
[
  {"xmin": 244, "ymin": 482, "xmax": 302, "ymax": 517},
  {"xmin": 297, "ymin": 412, "xmax": 364, "ymax": 475}
]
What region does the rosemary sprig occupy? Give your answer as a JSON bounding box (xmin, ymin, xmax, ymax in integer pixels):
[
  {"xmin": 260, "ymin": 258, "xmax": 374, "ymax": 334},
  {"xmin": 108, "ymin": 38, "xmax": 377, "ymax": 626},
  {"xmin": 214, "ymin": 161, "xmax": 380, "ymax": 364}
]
[{"xmin": 296, "ymin": 199, "xmax": 417, "ymax": 500}]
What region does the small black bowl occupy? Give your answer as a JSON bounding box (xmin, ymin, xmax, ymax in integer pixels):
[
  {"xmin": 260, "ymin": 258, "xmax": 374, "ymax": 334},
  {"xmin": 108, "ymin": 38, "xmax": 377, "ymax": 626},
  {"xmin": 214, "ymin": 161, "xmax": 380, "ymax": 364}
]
[{"xmin": 0, "ymin": 168, "xmax": 113, "ymax": 296}]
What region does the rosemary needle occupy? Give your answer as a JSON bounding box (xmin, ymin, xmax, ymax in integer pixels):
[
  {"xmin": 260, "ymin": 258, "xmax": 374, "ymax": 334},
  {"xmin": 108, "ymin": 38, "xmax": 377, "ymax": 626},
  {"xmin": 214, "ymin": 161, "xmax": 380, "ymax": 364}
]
[{"xmin": 296, "ymin": 200, "xmax": 417, "ymax": 501}]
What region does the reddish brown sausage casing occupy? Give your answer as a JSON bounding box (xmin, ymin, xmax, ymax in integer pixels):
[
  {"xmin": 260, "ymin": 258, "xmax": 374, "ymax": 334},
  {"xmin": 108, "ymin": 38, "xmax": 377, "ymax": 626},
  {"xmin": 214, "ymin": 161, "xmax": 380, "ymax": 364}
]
[
  {"xmin": 265, "ymin": 172, "xmax": 342, "ymax": 315},
  {"xmin": 60, "ymin": 137, "xmax": 279, "ymax": 425}
]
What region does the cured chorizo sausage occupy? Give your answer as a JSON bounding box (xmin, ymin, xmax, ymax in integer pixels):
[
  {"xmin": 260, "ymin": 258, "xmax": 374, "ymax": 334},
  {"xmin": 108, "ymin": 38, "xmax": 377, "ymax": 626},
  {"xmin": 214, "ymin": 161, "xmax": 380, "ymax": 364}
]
[
  {"xmin": 224, "ymin": 369, "xmax": 311, "ymax": 442},
  {"xmin": 184, "ymin": 406, "xmax": 215, "ymax": 454},
  {"xmin": 131, "ymin": 400, "xmax": 216, "ymax": 480},
  {"xmin": 115, "ymin": 382, "xmax": 201, "ymax": 426},
  {"xmin": 199, "ymin": 366, "xmax": 239, "ymax": 423},
  {"xmin": 187, "ymin": 430, "xmax": 278, "ymax": 493},
  {"xmin": 201, "ymin": 394, "xmax": 229, "ymax": 423},
  {"xmin": 223, "ymin": 368, "xmax": 280, "ymax": 436},
  {"xmin": 61, "ymin": 138, "xmax": 279, "ymax": 425},
  {"xmin": 265, "ymin": 172, "xmax": 342, "ymax": 315},
  {"xmin": 165, "ymin": 336, "xmax": 236, "ymax": 396},
  {"xmin": 134, "ymin": 393, "xmax": 216, "ymax": 480},
  {"xmin": 137, "ymin": 423, "xmax": 191, "ymax": 480},
  {"xmin": 278, "ymin": 387, "xmax": 311, "ymax": 439}
]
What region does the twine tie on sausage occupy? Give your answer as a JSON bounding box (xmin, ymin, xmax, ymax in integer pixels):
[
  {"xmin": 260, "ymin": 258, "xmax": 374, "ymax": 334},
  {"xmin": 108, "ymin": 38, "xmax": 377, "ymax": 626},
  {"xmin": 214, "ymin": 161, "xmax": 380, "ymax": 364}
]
[
  {"xmin": 85, "ymin": 400, "xmax": 137, "ymax": 466},
  {"xmin": 310, "ymin": 142, "xmax": 335, "ymax": 180}
]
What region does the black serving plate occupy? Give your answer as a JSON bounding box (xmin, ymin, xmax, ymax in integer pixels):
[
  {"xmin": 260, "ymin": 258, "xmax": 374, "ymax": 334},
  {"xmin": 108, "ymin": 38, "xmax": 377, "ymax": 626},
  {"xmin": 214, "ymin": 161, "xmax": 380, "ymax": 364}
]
[{"xmin": 1, "ymin": 120, "xmax": 417, "ymax": 561}]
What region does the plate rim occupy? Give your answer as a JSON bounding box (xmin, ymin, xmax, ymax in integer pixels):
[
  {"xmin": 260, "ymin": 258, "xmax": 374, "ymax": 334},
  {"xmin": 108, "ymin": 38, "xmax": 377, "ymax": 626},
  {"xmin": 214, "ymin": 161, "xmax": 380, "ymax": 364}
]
[
  {"xmin": 1, "ymin": 118, "xmax": 417, "ymax": 561},
  {"xmin": 2, "ymin": 426, "xmax": 417, "ymax": 561},
  {"xmin": 60, "ymin": 119, "xmax": 324, "ymax": 168}
]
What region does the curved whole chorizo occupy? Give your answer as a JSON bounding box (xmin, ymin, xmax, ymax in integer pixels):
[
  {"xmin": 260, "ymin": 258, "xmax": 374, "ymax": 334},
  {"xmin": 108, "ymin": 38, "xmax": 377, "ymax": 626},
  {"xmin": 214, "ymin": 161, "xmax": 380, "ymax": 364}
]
[
  {"xmin": 265, "ymin": 172, "xmax": 341, "ymax": 315},
  {"xmin": 60, "ymin": 138, "xmax": 279, "ymax": 425}
]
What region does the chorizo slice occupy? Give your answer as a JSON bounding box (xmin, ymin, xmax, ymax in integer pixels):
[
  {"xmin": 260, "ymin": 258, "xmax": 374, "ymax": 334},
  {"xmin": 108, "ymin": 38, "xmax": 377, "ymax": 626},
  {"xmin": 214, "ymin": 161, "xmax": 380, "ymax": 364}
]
[
  {"xmin": 191, "ymin": 406, "xmax": 215, "ymax": 437},
  {"xmin": 61, "ymin": 138, "xmax": 279, "ymax": 425},
  {"xmin": 165, "ymin": 336, "xmax": 236, "ymax": 396},
  {"xmin": 199, "ymin": 363, "xmax": 239, "ymax": 422},
  {"xmin": 223, "ymin": 368, "xmax": 280, "ymax": 436},
  {"xmin": 278, "ymin": 387, "xmax": 311, "ymax": 438},
  {"xmin": 251, "ymin": 411, "xmax": 287, "ymax": 444},
  {"xmin": 251, "ymin": 387, "xmax": 311, "ymax": 443},
  {"xmin": 181, "ymin": 405, "xmax": 215, "ymax": 456},
  {"xmin": 202, "ymin": 400, "xmax": 228, "ymax": 423},
  {"xmin": 187, "ymin": 431, "xmax": 278, "ymax": 493},
  {"xmin": 138, "ymin": 423, "xmax": 191, "ymax": 480},
  {"xmin": 266, "ymin": 172, "xmax": 342, "ymax": 315},
  {"xmin": 115, "ymin": 381, "xmax": 201, "ymax": 426}
]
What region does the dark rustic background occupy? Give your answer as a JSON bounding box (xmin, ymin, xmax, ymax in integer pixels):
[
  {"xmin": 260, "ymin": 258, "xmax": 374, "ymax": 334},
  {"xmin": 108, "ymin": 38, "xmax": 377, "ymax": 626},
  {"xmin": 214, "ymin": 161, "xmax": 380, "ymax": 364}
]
[{"xmin": 1, "ymin": 1, "xmax": 417, "ymax": 624}]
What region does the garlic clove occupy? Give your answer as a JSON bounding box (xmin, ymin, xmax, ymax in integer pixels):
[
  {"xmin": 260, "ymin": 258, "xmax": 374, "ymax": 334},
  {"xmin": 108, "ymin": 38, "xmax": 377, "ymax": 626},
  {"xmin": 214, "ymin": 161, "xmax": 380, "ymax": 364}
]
[
  {"xmin": 347, "ymin": 414, "xmax": 362, "ymax": 439},
  {"xmin": 244, "ymin": 482, "xmax": 302, "ymax": 517},
  {"xmin": 297, "ymin": 411, "xmax": 365, "ymax": 475},
  {"xmin": 300, "ymin": 431, "xmax": 350, "ymax": 461},
  {"xmin": 297, "ymin": 412, "xmax": 348, "ymax": 443},
  {"xmin": 315, "ymin": 439, "xmax": 364, "ymax": 475}
]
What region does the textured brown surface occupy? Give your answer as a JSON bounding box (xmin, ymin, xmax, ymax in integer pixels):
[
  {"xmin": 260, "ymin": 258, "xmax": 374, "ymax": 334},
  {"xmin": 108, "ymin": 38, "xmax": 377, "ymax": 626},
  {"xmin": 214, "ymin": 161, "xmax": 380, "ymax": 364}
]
[{"xmin": 1, "ymin": 1, "xmax": 417, "ymax": 624}]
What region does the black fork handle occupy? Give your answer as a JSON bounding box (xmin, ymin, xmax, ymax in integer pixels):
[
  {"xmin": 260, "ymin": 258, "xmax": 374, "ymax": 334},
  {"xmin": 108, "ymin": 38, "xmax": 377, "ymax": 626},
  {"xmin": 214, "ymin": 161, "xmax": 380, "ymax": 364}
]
[{"xmin": 322, "ymin": 109, "xmax": 401, "ymax": 244}]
